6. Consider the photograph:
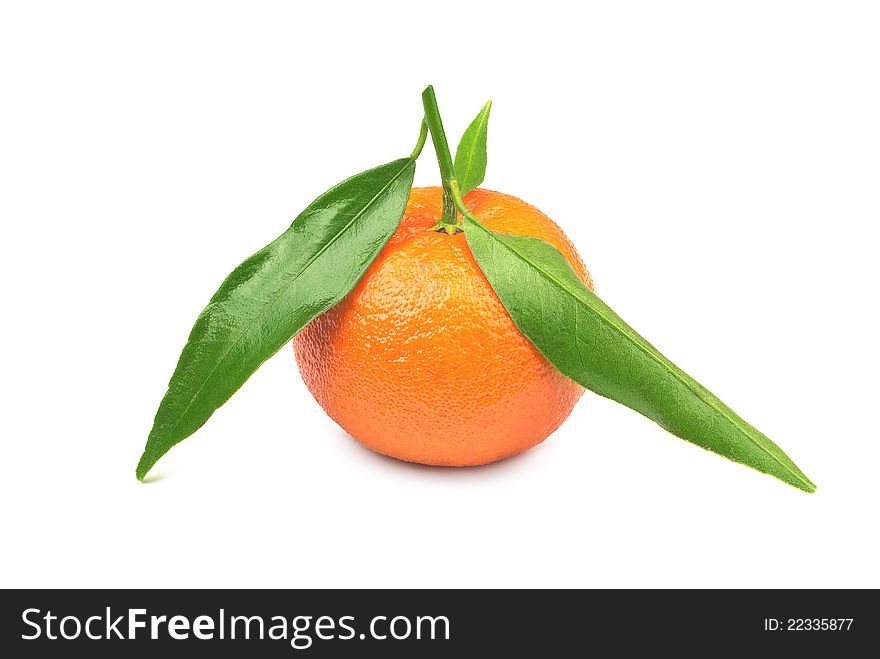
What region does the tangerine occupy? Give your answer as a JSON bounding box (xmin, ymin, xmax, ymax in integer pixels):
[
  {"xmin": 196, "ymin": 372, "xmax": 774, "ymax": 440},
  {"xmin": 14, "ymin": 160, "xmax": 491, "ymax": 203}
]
[{"xmin": 293, "ymin": 187, "xmax": 594, "ymax": 466}]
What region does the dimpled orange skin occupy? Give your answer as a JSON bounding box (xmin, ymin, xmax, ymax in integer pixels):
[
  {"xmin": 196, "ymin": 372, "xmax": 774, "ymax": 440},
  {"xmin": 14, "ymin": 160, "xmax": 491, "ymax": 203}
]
[{"xmin": 293, "ymin": 187, "xmax": 594, "ymax": 466}]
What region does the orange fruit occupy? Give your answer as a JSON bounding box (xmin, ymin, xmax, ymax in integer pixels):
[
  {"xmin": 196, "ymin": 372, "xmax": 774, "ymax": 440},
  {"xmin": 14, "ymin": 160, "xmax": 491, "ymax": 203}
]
[{"xmin": 293, "ymin": 187, "xmax": 594, "ymax": 466}]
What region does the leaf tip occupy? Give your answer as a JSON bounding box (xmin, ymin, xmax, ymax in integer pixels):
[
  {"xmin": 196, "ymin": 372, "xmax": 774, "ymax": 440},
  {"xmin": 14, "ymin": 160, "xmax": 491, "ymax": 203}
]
[
  {"xmin": 783, "ymin": 458, "xmax": 816, "ymax": 493},
  {"xmin": 784, "ymin": 465, "xmax": 816, "ymax": 493},
  {"xmin": 135, "ymin": 452, "xmax": 155, "ymax": 482},
  {"xmin": 799, "ymin": 477, "xmax": 817, "ymax": 494}
]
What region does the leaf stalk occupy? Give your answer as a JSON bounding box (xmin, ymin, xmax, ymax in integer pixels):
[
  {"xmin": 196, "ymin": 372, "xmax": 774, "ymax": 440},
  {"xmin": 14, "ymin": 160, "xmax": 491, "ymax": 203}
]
[
  {"xmin": 449, "ymin": 179, "xmax": 476, "ymax": 220},
  {"xmin": 410, "ymin": 120, "xmax": 428, "ymax": 159}
]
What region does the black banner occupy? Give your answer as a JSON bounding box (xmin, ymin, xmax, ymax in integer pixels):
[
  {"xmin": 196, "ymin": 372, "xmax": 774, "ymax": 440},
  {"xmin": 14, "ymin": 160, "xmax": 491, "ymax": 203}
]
[{"xmin": 1, "ymin": 589, "xmax": 876, "ymax": 656}]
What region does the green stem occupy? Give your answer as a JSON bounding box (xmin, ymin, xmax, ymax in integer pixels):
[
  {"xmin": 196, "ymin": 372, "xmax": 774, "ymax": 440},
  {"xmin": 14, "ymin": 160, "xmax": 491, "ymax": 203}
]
[{"xmin": 421, "ymin": 85, "xmax": 459, "ymax": 230}]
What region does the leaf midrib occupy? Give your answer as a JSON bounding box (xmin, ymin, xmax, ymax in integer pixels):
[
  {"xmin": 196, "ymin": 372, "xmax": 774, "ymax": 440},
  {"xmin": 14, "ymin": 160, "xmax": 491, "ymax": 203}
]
[
  {"xmin": 151, "ymin": 158, "xmax": 414, "ymax": 448},
  {"xmin": 471, "ymin": 221, "xmax": 808, "ymax": 487}
]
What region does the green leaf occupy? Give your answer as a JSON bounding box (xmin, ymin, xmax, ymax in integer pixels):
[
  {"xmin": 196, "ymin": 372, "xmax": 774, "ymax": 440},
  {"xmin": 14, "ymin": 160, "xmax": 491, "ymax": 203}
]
[
  {"xmin": 463, "ymin": 215, "xmax": 816, "ymax": 493},
  {"xmin": 137, "ymin": 157, "xmax": 416, "ymax": 480},
  {"xmin": 453, "ymin": 100, "xmax": 492, "ymax": 196}
]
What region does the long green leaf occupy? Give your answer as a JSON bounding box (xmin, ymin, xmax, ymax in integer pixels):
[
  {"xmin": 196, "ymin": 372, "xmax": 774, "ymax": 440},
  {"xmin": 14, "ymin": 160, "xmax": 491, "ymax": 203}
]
[
  {"xmin": 463, "ymin": 215, "xmax": 815, "ymax": 492},
  {"xmin": 137, "ymin": 157, "xmax": 416, "ymax": 479},
  {"xmin": 454, "ymin": 100, "xmax": 492, "ymax": 196}
]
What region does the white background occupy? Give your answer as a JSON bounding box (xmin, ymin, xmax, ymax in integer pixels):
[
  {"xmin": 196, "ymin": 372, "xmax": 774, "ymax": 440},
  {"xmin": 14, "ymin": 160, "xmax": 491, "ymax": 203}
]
[{"xmin": 2, "ymin": 1, "xmax": 878, "ymax": 589}]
